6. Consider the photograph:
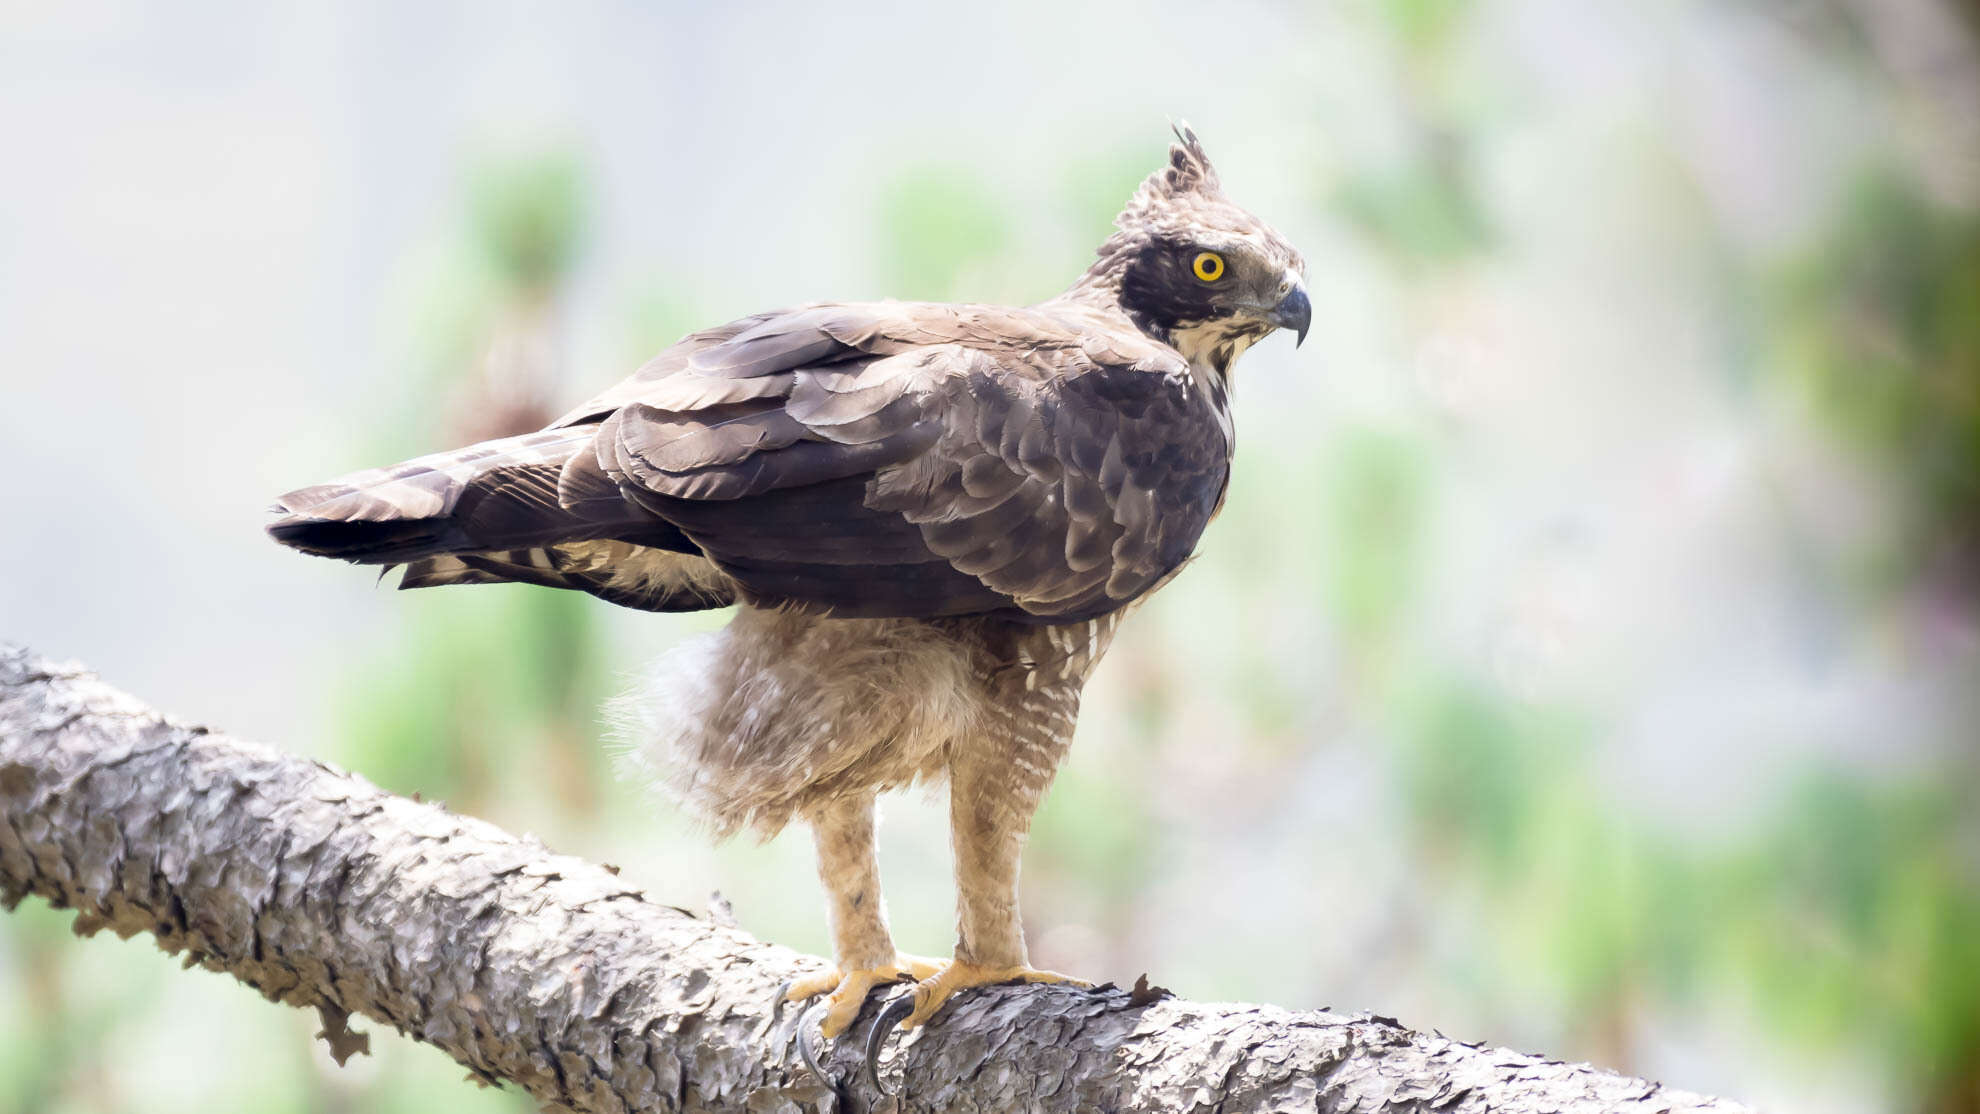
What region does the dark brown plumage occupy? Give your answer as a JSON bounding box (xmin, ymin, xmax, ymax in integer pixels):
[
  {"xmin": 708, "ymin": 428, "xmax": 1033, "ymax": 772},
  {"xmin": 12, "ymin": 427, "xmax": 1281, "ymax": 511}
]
[{"xmin": 269, "ymin": 125, "xmax": 1308, "ymax": 1035}]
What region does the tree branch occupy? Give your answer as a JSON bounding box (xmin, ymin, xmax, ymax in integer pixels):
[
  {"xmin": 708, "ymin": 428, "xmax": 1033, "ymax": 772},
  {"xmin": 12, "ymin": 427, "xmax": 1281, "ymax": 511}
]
[{"xmin": 0, "ymin": 644, "xmax": 1753, "ymax": 1114}]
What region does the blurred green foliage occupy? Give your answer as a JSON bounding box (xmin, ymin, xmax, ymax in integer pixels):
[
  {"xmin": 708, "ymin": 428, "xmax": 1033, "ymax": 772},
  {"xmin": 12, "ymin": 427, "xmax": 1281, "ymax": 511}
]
[
  {"xmin": 1336, "ymin": 157, "xmax": 1496, "ymax": 267},
  {"xmin": 1734, "ymin": 775, "xmax": 1980, "ymax": 1108},
  {"xmin": 1382, "ymin": 0, "xmax": 1472, "ymax": 52},
  {"xmin": 468, "ymin": 151, "xmax": 589, "ymax": 297},
  {"xmin": 1339, "ymin": 0, "xmax": 1495, "ymax": 268},
  {"xmin": 878, "ymin": 168, "xmax": 1010, "ymax": 300},
  {"xmin": 1770, "ymin": 173, "xmax": 1980, "ymax": 590},
  {"xmin": 1394, "ymin": 665, "xmax": 1980, "ymax": 1101},
  {"xmin": 1324, "ymin": 430, "xmax": 1431, "ymax": 662}
]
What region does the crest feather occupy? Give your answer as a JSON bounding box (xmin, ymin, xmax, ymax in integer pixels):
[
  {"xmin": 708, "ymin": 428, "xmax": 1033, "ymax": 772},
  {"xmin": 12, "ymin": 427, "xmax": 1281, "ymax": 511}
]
[
  {"xmin": 1121, "ymin": 122, "xmax": 1223, "ymax": 228},
  {"xmin": 1163, "ymin": 122, "xmax": 1221, "ymax": 195}
]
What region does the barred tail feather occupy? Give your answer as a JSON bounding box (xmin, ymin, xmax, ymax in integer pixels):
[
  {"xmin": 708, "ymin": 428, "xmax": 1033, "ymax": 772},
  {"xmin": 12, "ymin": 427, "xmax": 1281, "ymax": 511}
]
[{"xmin": 396, "ymin": 544, "xmax": 736, "ymax": 613}]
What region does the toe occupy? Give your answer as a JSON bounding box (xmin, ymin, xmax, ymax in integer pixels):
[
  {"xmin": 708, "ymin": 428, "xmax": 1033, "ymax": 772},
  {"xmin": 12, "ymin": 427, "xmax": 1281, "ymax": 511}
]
[
  {"xmin": 900, "ymin": 982, "xmax": 945, "ymax": 1030},
  {"xmin": 899, "ymin": 962, "xmax": 1095, "ymax": 1029},
  {"xmin": 785, "ymin": 969, "xmax": 843, "ymax": 1002},
  {"xmin": 819, "ymin": 988, "xmax": 866, "ymax": 1039},
  {"xmin": 1011, "ymin": 967, "xmax": 1090, "ymax": 987},
  {"xmin": 799, "ymin": 962, "xmax": 923, "ymax": 1039}
]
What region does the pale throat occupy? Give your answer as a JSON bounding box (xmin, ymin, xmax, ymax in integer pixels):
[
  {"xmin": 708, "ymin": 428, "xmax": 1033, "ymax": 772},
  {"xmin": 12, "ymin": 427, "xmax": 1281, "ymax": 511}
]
[{"xmin": 1166, "ymin": 318, "xmax": 1265, "ymax": 380}]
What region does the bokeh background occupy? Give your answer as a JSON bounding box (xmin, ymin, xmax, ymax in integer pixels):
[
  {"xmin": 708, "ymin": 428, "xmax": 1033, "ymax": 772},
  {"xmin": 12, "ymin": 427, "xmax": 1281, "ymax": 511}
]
[{"xmin": 4, "ymin": 2, "xmax": 1978, "ymax": 1111}]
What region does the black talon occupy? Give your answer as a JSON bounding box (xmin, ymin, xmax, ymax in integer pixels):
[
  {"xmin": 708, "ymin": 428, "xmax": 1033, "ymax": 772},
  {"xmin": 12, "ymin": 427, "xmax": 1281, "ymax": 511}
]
[
  {"xmin": 795, "ymin": 999, "xmax": 853, "ymax": 1104},
  {"xmin": 864, "ymin": 991, "xmax": 918, "ymax": 1097}
]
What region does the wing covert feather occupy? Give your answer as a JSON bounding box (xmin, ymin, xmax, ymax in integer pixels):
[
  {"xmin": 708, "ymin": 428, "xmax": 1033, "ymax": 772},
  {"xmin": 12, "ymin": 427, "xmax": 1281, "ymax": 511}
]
[{"xmin": 580, "ymin": 302, "xmax": 1230, "ymax": 621}]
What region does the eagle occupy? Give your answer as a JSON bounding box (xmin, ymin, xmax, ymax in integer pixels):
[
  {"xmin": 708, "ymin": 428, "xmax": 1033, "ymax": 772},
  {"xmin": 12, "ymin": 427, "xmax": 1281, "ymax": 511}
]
[{"xmin": 269, "ymin": 126, "xmax": 1308, "ymax": 1042}]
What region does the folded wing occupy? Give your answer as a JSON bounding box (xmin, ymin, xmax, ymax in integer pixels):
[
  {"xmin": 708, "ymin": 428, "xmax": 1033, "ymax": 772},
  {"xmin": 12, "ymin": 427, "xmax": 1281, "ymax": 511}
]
[{"xmin": 568, "ymin": 302, "xmax": 1231, "ymax": 623}]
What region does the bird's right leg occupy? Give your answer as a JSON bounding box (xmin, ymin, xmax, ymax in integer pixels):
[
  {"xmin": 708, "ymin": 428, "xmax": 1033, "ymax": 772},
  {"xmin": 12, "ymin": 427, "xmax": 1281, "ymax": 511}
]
[{"xmin": 784, "ymin": 793, "xmax": 942, "ymax": 1038}]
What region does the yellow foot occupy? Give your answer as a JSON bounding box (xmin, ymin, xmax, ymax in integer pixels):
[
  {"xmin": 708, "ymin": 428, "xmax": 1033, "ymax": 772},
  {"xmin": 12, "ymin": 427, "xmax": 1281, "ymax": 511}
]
[
  {"xmin": 900, "ymin": 961, "xmax": 1091, "ymax": 1030},
  {"xmin": 785, "ymin": 955, "xmax": 945, "ymax": 1038}
]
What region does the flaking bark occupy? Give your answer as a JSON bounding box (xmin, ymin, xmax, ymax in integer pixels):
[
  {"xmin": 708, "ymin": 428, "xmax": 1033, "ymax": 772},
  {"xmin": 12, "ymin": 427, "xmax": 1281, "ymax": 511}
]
[{"xmin": 0, "ymin": 645, "xmax": 1754, "ymax": 1114}]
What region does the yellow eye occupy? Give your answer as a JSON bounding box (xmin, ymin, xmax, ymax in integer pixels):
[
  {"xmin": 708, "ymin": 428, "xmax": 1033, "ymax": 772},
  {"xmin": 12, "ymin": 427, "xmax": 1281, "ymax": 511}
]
[{"xmin": 1192, "ymin": 251, "xmax": 1225, "ymax": 282}]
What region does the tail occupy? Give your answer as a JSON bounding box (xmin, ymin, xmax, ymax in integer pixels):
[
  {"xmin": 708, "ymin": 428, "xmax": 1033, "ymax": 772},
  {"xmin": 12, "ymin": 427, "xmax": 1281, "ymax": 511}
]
[
  {"xmin": 267, "ymin": 426, "xmax": 640, "ymax": 563},
  {"xmin": 270, "ymin": 425, "xmax": 737, "ymax": 614}
]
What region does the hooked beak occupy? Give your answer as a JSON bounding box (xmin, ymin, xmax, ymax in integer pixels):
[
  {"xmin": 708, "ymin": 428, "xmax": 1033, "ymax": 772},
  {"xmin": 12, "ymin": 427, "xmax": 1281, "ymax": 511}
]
[{"xmin": 1269, "ymin": 283, "xmax": 1311, "ymax": 347}]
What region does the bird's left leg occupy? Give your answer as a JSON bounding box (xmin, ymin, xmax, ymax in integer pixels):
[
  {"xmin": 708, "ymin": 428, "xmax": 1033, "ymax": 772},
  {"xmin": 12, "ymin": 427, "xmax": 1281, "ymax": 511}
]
[
  {"xmin": 900, "ymin": 687, "xmax": 1091, "ymax": 1029},
  {"xmin": 783, "ymin": 793, "xmax": 942, "ymax": 1038}
]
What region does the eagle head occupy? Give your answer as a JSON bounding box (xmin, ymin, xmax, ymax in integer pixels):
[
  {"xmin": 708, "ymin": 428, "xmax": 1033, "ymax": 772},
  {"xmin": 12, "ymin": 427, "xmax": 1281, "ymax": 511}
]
[{"xmin": 1077, "ymin": 125, "xmax": 1310, "ymax": 375}]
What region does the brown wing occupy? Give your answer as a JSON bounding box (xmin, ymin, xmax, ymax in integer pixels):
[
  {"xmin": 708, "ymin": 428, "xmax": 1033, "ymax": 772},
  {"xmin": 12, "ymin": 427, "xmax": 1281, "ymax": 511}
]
[{"xmin": 563, "ymin": 302, "xmax": 1231, "ymax": 622}]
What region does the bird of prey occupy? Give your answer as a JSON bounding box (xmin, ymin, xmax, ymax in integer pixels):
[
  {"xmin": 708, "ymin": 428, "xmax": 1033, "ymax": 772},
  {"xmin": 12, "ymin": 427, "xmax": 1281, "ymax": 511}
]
[{"xmin": 269, "ymin": 125, "xmax": 1308, "ymax": 1041}]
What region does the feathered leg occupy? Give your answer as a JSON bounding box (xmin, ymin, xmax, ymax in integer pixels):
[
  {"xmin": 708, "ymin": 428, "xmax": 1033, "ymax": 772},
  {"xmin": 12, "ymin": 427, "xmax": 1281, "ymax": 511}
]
[
  {"xmin": 784, "ymin": 793, "xmax": 940, "ymax": 1038},
  {"xmin": 900, "ymin": 676, "xmax": 1091, "ymax": 1029}
]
